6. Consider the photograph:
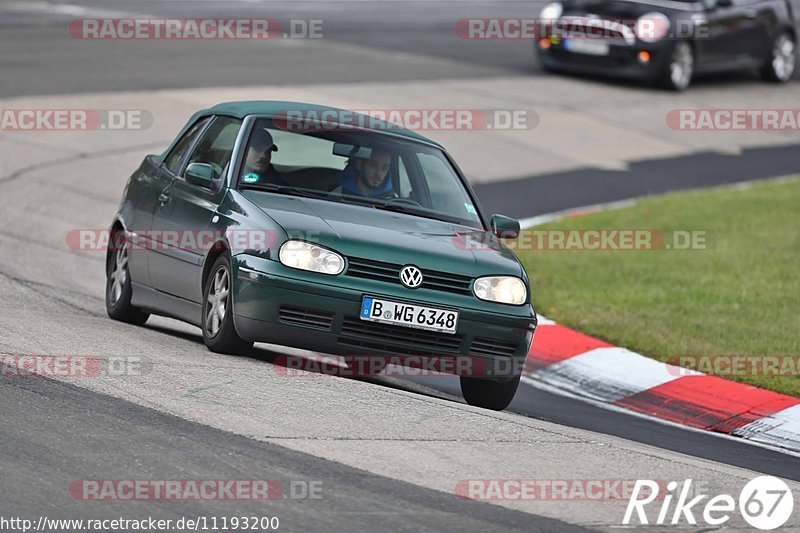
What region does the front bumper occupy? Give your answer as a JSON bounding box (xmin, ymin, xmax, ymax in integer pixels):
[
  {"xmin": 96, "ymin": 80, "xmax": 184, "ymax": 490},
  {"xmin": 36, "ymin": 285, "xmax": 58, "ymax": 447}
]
[
  {"xmin": 538, "ymin": 39, "xmax": 673, "ymax": 81},
  {"xmin": 232, "ymin": 254, "xmax": 537, "ymax": 379}
]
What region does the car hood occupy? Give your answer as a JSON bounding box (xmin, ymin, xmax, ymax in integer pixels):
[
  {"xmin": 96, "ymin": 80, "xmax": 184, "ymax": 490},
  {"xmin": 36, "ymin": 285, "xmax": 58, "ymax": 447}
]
[
  {"xmin": 240, "ymin": 190, "xmax": 524, "ymax": 278},
  {"xmin": 564, "ymin": 0, "xmax": 700, "ymax": 18}
]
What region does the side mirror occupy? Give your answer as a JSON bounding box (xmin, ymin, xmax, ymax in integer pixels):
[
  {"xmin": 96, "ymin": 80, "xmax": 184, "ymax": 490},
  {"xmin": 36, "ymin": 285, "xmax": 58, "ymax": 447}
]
[
  {"xmin": 491, "ymin": 214, "xmax": 521, "ymax": 239},
  {"xmin": 185, "ymin": 162, "xmax": 216, "ymax": 189}
]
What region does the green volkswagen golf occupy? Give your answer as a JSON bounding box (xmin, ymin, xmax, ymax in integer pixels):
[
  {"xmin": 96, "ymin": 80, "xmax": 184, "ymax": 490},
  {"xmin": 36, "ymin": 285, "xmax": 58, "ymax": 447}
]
[{"xmin": 106, "ymin": 101, "xmax": 537, "ymax": 410}]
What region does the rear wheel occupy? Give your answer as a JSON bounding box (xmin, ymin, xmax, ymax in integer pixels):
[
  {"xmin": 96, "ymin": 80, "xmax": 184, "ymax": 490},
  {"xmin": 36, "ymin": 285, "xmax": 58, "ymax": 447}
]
[
  {"xmin": 658, "ymin": 41, "xmax": 694, "ymax": 91},
  {"xmin": 106, "ymin": 233, "xmax": 149, "ymax": 325},
  {"xmin": 761, "ymin": 31, "xmax": 796, "ymax": 82},
  {"xmin": 202, "ymin": 255, "xmax": 253, "ymax": 355},
  {"xmin": 460, "ymin": 375, "xmax": 521, "ymax": 411}
]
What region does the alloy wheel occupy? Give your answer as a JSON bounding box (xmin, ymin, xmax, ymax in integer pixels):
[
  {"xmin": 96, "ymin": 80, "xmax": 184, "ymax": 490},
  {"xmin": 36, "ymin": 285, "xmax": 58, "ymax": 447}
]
[
  {"xmin": 205, "ymin": 266, "xmax": 230, "ymax": 338},
  {"xmin": 772, "ymin": 34, "xmax": 796, "ymax": 82},
  {"xmin": 109, "ymin": 245, "xmax": 129, "ymax": 305},
  {"xmin": 670, "ymin": 42, "xmax": 694, "ymax": 90}
]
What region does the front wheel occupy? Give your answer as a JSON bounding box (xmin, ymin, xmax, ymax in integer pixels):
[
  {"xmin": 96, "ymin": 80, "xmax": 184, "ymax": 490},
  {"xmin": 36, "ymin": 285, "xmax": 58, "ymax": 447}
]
[
  {"xmin": 460, "ymin": 375, "xmax": 521, "ymax": 411},
  {"xmin": 536, "ymin": 45, "xmax": 558, "ymax": 74},
  {"xmin": 657, "ymin": 41, "xmax": 694, "ymax": 91},
  {"xmin": 761, "ymin": 31, "xmax": 796, "ymax": 83},
  {"xmin": 202, "ymin": 255, "xmax": 253, "ymax": 355}
]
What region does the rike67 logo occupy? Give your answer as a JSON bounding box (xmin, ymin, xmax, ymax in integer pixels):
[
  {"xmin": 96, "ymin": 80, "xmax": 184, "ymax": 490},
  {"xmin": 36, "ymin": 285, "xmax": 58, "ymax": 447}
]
[{"xmin": 623, "ymin": 476, "xmax": 794, "ymax": 530}]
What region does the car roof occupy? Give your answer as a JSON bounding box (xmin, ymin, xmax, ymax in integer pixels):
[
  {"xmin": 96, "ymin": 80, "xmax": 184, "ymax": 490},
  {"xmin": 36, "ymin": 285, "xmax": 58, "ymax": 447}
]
[{"xmin": 199, "ymin": 100, "xmax": 441, "ymax": 146}]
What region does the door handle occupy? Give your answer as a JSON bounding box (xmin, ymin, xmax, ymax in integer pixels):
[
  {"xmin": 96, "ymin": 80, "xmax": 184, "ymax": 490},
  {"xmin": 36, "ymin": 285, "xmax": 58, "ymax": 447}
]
[{"xmin": 159, "ymin": 192, "xmax": 170, "ymax": 205}]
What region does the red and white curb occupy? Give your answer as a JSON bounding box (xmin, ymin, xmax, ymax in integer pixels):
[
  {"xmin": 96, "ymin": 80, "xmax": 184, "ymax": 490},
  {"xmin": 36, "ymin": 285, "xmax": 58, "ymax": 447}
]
[
  {"xmin": 523, "ymin": 311, "xmax": 800, "ymax": 455},
  {"xmin": 518, "ymin": 191, "xmax": 800, "ymax": 454}
]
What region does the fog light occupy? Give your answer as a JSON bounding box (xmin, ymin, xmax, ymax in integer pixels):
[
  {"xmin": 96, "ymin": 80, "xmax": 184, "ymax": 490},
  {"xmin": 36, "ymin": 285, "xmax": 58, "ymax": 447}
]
[
  {"xmin": 638, "ymin": 50, "xmax": 651, "ymax": 64},
  {"xmin": 539, "ymin": 38, "xmax": 551, "ymax": 49}
]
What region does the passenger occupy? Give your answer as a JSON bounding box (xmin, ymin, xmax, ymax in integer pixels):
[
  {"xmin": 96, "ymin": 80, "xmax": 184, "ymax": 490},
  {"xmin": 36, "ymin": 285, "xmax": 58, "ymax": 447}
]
[{"xmin": 241, "ymin": 128, "xmax": 284, "ymax": 185}]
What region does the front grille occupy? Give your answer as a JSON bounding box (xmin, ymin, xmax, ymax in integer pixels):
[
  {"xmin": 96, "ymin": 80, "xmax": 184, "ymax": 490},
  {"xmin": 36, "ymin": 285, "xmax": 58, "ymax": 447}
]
[
  {"xmin": 469, "ymin": 337, "xmax": 519, "ymax": 358},
  {"xmin": 278, "ymin": 306, "xmax": 335, "ymax": 330},
  {"xmin": 338, "ymin": 317, "xmax": 464, "ymax": 355},
  {"xmin": 346, "ymin": 257, "xmax": 473, "ymax": 295}
]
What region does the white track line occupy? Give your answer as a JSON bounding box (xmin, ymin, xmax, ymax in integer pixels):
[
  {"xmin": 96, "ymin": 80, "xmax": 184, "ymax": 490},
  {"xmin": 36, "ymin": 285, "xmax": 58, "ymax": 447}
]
[{"xmin": 520, "ymin": 375, "xmax": 800, "ymax": 458}]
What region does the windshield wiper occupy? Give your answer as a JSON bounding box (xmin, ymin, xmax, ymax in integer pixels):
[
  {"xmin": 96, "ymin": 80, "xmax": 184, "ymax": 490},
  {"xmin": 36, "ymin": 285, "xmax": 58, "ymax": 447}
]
[
  {"xmin": 370, "ymin": 201, "xmax": 462, "ymax": 225},
  {"xmin": 242, "ymin": 183, "xmax": 330, "ymax": 200},
  {"xmin": 332, "ymin": 194, "xmax": 383, "ymax": 207},
  {"xmin": 335, "ymin": 194, "xmax": 463, "ymax": 224}
]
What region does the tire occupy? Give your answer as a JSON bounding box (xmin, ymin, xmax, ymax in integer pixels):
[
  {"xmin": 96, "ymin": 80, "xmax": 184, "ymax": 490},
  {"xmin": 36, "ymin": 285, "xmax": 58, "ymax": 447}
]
[
  {"xmin": 657, "ymin": 41, "xmax": 694, "ymax": 91},
  {"xmin": 761, "ymin": 31, "xmax": 796, "ymax": 83},
  {"xmin": 460, "ymin": 375, "xmax": 521, "ymax": 411},
  {"xmin": 536, "ymin": 46, "xmax": 558, "ymax": 74},
  {"xmin": 540, "ymin": 62, "xmax": 559, "ymax": 74},
  {"xmin": 105, "ymin": 231, "xmax": 149, "ymax": 326},
  {"xmin": 202, "ymin": 254, "xmax": 253, "ymax": 355}
]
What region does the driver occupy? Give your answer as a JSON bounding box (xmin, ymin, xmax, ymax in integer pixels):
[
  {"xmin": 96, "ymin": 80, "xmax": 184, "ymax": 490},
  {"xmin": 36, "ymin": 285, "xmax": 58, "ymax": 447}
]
[
  {"xmin": 333, "ymin": 146, "xmax": 397, "ymax": 199},
  {"xmin": 241, "ymin": 128, "xmax": 284, "ymax": 185}
]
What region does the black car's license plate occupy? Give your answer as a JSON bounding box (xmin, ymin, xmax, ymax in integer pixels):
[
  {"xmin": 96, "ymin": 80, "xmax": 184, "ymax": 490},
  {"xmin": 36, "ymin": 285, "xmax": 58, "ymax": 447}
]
[{"xmin": 564, "ymin": 39, "xmax": 610, "ymax": 56}]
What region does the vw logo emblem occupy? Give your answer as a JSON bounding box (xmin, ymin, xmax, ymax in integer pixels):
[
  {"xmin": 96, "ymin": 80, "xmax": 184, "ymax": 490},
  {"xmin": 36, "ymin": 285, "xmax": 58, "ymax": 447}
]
[{"xmin": 399, "ymin": 265, "xmax": 423, "ymax": 288}]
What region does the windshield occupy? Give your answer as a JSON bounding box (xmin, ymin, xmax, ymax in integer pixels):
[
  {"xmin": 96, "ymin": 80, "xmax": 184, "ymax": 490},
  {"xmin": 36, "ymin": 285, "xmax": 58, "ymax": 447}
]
[{"xmin": 237, "ymin": 117, "xmax": 484, "ymax": 229}]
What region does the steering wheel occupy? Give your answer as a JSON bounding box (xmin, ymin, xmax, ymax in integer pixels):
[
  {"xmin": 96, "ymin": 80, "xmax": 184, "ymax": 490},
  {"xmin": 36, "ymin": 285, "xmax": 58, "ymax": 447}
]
[{"xmin": 384, "ymin": 197, "xmax": 423, "ymax": 207}]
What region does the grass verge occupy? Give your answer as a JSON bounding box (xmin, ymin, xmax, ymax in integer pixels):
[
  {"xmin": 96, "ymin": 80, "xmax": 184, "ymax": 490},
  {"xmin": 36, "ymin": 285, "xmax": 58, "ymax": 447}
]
[{"xmin": 516, "ymin": 177, "xmax": 800, "ymax": 397}]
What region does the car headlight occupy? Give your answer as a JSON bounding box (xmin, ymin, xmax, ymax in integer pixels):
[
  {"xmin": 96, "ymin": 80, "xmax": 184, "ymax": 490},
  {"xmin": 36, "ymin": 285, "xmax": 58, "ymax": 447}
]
[
  {"xmin": 278, "ymin": 240, "xmax": 345, "ymax": 275},
  {"xmin": 540, "ymin": 2, "xmax": 563, "ymax": 20},
  {"xmin": 473, "ymin": 276, "xmax": 527, "ymax": 305},
  {"xmin": 635, "ymin": 12, "xmax": 670, "ymax": 43}
]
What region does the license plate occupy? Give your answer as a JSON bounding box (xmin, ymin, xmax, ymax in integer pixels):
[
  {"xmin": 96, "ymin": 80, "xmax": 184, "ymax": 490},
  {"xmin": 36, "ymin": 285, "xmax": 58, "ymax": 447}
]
[
  {"xmin": 564, "ymin": 39, "xmax": 610, "ymax": 56},
  {"xmin": 360, "ymin": 296, "xmax": 459, "ymax": 335}
]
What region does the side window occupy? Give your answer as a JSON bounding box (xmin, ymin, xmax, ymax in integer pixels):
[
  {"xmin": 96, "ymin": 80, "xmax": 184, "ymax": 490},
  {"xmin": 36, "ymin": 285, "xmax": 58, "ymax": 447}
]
[
  {"xmin": 163, "ymin": 117, "xmax": 211, "ymax": 175},
  {"xmin": 184, "ymin": 117, "xmax": 243, "ymax": 181}
]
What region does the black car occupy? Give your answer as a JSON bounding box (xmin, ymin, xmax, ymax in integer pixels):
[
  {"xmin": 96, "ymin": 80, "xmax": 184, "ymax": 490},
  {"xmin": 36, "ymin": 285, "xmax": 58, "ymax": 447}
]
[{"xmin": 536, "ymin": 0, "xmax": 797, "ymax": 90}]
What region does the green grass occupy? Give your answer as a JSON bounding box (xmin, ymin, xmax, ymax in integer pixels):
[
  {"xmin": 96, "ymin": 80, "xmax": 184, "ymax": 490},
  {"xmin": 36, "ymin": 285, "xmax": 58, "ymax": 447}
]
[{"xmin": 516, "ymin": 177, "xmax": 800, "ymax": 397}]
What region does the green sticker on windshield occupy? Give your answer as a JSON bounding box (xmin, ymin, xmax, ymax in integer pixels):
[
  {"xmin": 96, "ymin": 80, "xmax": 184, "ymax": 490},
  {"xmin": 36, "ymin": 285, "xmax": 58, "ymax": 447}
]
[
  {"xmin": 242, "ymin": 173, "xmax": 259, "ymax": 184},
  {"xmin": 465, "ymin": 203, "xmax": 477, "ymax": 215}
]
